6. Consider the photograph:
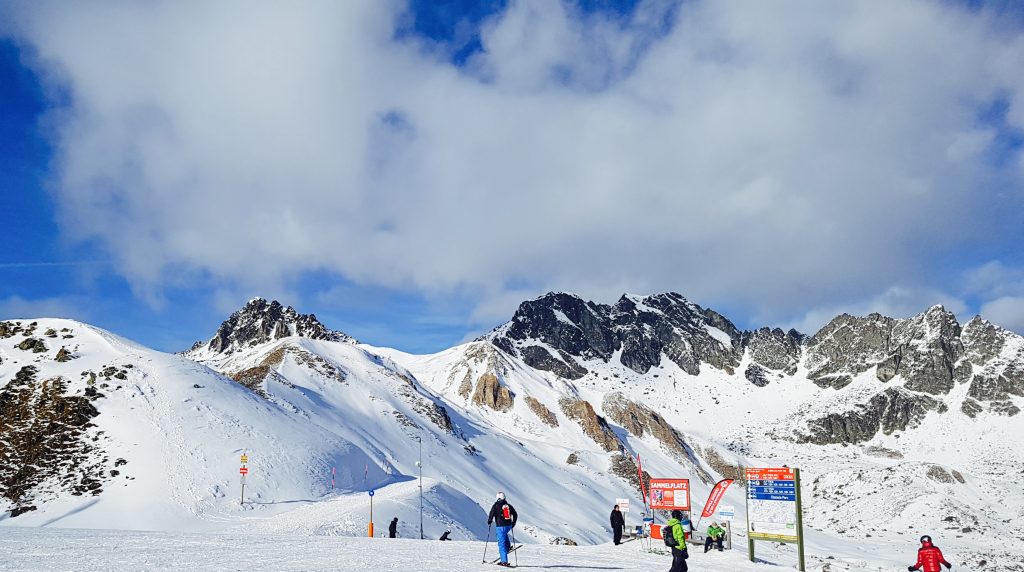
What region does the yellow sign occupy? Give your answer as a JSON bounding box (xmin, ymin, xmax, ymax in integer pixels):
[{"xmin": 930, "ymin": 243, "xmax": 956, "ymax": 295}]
[{"xmin": 241, "ymin": 455, "xmax": 249, "ymax": 464}]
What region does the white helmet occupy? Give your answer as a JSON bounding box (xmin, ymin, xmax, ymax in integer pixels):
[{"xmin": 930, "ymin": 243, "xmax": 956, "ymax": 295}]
[{"xmin": 496, "ymin": 491, "xmax": 505, "ymax": 500}]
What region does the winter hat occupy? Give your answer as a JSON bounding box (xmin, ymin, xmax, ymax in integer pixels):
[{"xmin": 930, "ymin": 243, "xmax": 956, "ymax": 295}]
[
  {"xmin": 670, "ymin": 509, "xmax": 683, "ymax": 519},
  {"xmin": 920, "ymin": 535, "xmax": 932, "ymax": 544},
  {"xmin": 496, "ymin": 491, "xmax": 505, "ymax": 500}
]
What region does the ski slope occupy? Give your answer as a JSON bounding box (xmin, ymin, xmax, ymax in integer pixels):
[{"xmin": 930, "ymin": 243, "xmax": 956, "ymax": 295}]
[{"xmin": 0, "ymin": 525, "xmax": 950, "ymax": 572}]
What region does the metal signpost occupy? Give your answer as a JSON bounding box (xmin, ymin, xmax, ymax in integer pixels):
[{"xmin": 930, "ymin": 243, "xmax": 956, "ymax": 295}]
[
  {"xmin": 746, "ymin": 467, "xmax": 805, "ymax": 571},
  {"xmin": 368, "ymin": 489, "xmax": 375, "ymax": 537},
  {"xmin": 239, "ymin": 452, "xmax": 249, "ymax": 505}
]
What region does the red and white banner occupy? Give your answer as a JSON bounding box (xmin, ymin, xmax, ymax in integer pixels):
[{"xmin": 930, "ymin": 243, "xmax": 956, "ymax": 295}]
[{"xmin": 701, "ymin": 479, "xmax": 734, "ymax": 518}]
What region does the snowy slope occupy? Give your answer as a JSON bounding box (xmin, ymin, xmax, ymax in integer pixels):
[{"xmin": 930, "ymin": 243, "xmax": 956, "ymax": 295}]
[
  {"xmin": 0, "ymin": 319, "xmax": 389, "ymax": 531},
  {"xmin": 4, "ymin": 290, "xmax": 1024, "ymax": 570}
]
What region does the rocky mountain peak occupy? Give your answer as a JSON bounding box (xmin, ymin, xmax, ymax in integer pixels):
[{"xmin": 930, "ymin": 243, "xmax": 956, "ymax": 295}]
[
  {"xmin": 199, "ymin": 298, "xmax": 356, "ymax": 355},
  {"xmin": 488, "ymin": 291, "xmax": 742, "ymax": 378}
]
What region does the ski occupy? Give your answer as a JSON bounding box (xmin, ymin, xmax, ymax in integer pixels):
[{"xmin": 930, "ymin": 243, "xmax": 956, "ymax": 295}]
[{"xmin": 491, "ymin": 544, "xmax": 522, "ymax": 564}]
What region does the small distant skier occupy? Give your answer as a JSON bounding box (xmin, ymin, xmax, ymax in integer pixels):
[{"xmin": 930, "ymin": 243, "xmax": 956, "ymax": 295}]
[
  {"xmin": 488, "ymin": 491, "xmax": 518, "ymax": 567},
  {"xmin": 610, "ymin": 504, "xmax": 625, "ymax": 545},
  {"xmin": 389, "ymin": 517, "xmax": 398, "ymax": 538},
  {"xmin": 908, "ymin": 535, "xmax": 952, "ymax": 571},
  {"xmin": 439, "ymin": 530, "xmax": 452, "ymax": 541},
  {"xmin": 665, "ymin": 509, "xmax": 689, "ymax": 572},
  {"xmin": 704, "ymin": 521, "xmax": 724, "ymax": 552}
]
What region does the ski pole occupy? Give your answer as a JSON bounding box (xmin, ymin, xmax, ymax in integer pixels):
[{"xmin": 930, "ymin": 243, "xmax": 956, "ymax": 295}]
[
  {"xmin": 482, "ymin": 523, "xmax": 491, "ymax": 563},
  {"xmin": 511, "ymin": 527, "xmax": 518, "ymax": 567}
]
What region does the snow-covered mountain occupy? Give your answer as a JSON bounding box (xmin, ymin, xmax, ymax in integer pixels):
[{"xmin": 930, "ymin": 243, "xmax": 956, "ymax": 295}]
[{"xmin": 3, "ymin": 292, "xmax": 1023, "ymax": 569}]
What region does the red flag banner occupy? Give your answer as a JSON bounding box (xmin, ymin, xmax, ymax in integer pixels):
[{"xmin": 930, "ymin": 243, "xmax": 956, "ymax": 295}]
[{"xmin": 701, "ymin": 479, "xmax": 734, "ymax": 518}]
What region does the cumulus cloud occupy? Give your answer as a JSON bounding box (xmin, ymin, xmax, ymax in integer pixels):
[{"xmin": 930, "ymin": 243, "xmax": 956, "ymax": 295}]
[
  {"xmin": 980, "ymin": 296, "xmax": 1024, "ymax": 332},
  {"xmin": 5, "ymin": 0, "xmax": 1024, "ymax": 332}
]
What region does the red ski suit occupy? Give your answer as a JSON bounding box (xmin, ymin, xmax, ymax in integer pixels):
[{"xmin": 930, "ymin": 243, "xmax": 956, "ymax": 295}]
[{"xmin": 911, "ymin": 539, "xmax": 951, "ymax": 572}]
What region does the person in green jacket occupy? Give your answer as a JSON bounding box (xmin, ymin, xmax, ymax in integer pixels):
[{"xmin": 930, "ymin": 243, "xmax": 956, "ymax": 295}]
[
  {"xmin": 665, "ymin": 510, "xmax": 689, "ymax": 572},
  {"xmin": 704, "ymin": 522, "xmax": 725, "ymax": 552}
]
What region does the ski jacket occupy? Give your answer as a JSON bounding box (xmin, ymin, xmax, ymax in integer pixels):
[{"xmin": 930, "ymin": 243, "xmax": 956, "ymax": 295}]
[
  {"xmin": 911, "ymin": 540, "xmax": 951, "ymax": 572},
  {"xmin": 707, "ymin": 525, "xmax": 725, "ymax": 539},
  {"xmin": 664, "ymin": 518, "xmax": 688, "ymax": 550},
  {"xmin": 610, "ymin": 509, "xmax": 625, "ymax": 530},
  {"xmin": 488, "ymin": 500, "xmax": 518, "ymax": 527},
  {"xmin": 388, "ymin": 520, "xmax": 398, "ymax": 536}
]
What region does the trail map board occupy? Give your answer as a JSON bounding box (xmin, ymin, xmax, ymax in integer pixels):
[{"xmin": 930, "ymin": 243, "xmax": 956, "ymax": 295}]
[{"xmin": 745, "ymin": 467, "xmax": 805, "ymax": 571}]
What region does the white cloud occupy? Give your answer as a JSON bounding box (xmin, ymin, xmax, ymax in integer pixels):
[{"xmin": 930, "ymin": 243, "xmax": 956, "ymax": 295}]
[
  {"xmin": 5, "ymin": 0, "xmax": 1024, "ymax": 330},
  {"xmin": 783, "ymin": 286, "xmax": 969, "ymax": 336},
  {"xmin": 980, "ymin": 296, "xmax": 1024, "ymax": 333}
]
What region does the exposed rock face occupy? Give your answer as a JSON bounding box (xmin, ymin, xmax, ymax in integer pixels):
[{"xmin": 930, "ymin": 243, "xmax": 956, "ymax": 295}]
[
  {"xmin": 744, "ymin": 364, "xmax": 771, "ymax": 387},
  {"xmin": 471, "ymin": 373, "xmax": 514, "ymax": 412},
  {"xmin": 603, "ymin": 392, "xmax": 712, "ymax": 482},
  {"xmin": 198, "ymin": 298, "xmax": 356, "ymax": 355},
  {"xmin": 741, "ymin": 327, "xmax": 803, "ymax": 375},
  {"xmin": 799, "ymin": 388, "xmax": 948, "ymax": 444},
  {"xmin": 608, "ymin": 452, "xmax": 652, "ymax": 499},
  {"xmin": 559, "ymin": 397, "xmax": 621, "ymax": 452},
  {"xmin": 804, "ymin": 306, "xmax": 966, "ymax": 395},
  {"xmin": 16, "ymin": 338, "xmax": 47, "ymax": 353},
  {"xmin": 959, "ymin": 318, "xmax": 1024, "ymax": 416},
  {"xmin": 489, "ymin": 292, "xmax": 741, "ymax": 377},
  {"xmin": 55, "ymin": 347, "xmax": 73, "ymax": 362},
  {"xmin": 524, "ymin": 396, "xmax": 558, "ymax": 427},
  {"xmin": 0, "ymin": 366, "xmax": 108, "ymax": 516},
  {"xmin": 805, "ymin": 313, "xmax": 895, "ymax": 389}
]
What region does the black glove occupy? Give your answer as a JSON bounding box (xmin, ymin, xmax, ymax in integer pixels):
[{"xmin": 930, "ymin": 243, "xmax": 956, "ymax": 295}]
[
  {"xmin": 908, "ymin": 567, "xmax": 916, "ymax": 571},
  {"xmin": 944, "ymin": 564, "xmax": 952, "ymax": 570}
]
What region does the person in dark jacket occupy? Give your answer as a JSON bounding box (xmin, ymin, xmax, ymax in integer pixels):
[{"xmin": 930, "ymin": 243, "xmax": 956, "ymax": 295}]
[
  {"xmin": 439, "ymin": 530, "xmax": 451, "ymax": 541},
  {"xmin": 908, "ymin": 535, "xmax": 952, "ymax": 572},
  {"xmin": 388, "ymin": 517, "xmax": 398, "ymax": 538},
  {"xmin": 665, "ymin": 509, "xmax": 689, "ymax": 572},
  {"xmin": 487, "ymin": 492, "xmax": 518, "ymax": 567},
  {"xmin": 610, "ymin": 505, "xmax": 625, "ymax": 545}
]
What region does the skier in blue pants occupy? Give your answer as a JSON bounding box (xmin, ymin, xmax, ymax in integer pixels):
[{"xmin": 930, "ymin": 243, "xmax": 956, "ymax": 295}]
[{"xmin": 488, "ymin": 491, "xmax": 518, "ymax": 567}]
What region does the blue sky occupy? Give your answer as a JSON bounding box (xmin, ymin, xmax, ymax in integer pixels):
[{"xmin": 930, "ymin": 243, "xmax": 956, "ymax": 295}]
[{"xmin": 2, "ymin": 0, "xmax": 1024, "ymax": 353}]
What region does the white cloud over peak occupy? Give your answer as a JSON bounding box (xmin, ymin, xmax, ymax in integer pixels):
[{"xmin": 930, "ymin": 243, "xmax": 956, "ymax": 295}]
[{"xmin": 5, "ymin": 0, "xmax": 1024, "ymax": 331}]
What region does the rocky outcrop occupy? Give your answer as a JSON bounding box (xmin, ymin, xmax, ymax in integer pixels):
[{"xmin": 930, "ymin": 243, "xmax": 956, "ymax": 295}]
[
  {"xmin": 525, "ymin": 396, "xmax": 558, "ymax": 427},
  {"xmin": 471, "ymin": 373, "xmax": 514, "ymax": 412},
  {"xmin": 744, "ymin": 364, "xmax": 772, "ymax": 387},
  {"xmin": 958, "ymin": 318, "xmax": 1024, "ymax": 416},
  {"xmin": 0, "ymin": 366, "xmax": 109, "ymax": 516},
  {"xmin": 489, "ymin": 292, "xmax": 741, "ymax": 377},
  {"xmin": 608, "ymin": 452, "xmax": 652, "ymax": 498},
  {"xmin": 741, "ymin": 327, "xmax": 803, "ymax": 375},
  {"xmin": 559, "ymin": 397, "xmax": 621, "ymax": 452},
  {"xmin": 804, "ymin": 306, "xmax": 964, "ymax": 395},
  {"xmin": 196, "ymin": 298, "xmax": 356, "ymax": 355},
  {"xmin": 55, "ymin": 347, "xmax": 73, "ymax": 362},
  {"xmin": 805, "ymin": 313, "xmax": 895, "ymax": 389},
  {"xmin": 15, "ymin": 338, "xmax": 47, "ymax": 353},
  {"xmin": 799, "ymin": 388, "xmax": 948, "ymax": 444}
]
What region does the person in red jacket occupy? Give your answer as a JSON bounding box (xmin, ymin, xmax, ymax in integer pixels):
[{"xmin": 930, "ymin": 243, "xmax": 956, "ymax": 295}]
[{"xmin": 908, "ymin": 535, "xmax": 952, "ymax": 572}]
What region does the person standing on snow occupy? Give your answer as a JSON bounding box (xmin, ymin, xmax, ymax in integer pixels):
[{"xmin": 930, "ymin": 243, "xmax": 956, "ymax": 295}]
[
  {"xmin": 665, "ymin": 509, "xmax": 689, "ymax": 572},
  {"xmin": 488, "ymin": 491, "xmax": 518, "ymax": 567},
  {"xmin": 704, "ymin": 522, "xmax": 725, "ymax": 552},
  {"xmin": 388, "ymin": 517, "xmax": 398, "ymax": 538},
  {"xmin": 908, "ymin": 535, "xmax": 952, "ymax": 571},
  {"xmin": 610, "ymin": 504, "xmax": 625, "ymax": 545}
]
